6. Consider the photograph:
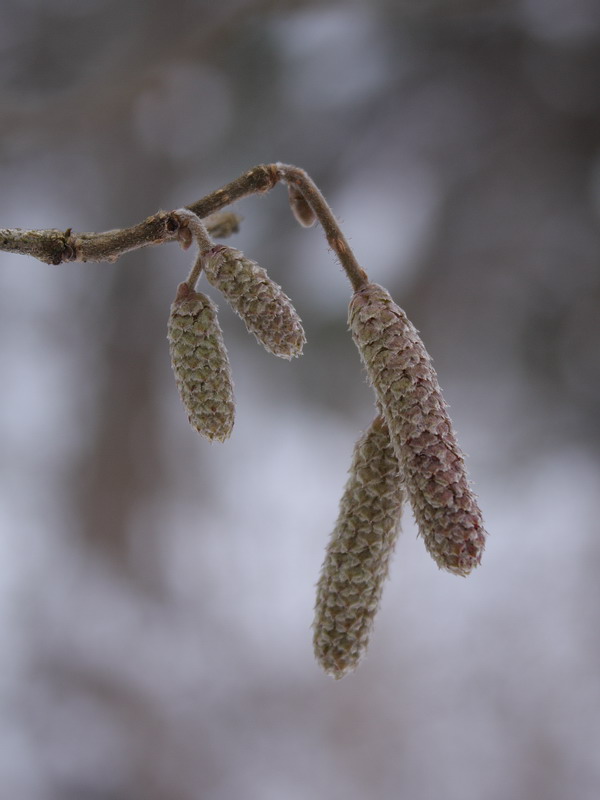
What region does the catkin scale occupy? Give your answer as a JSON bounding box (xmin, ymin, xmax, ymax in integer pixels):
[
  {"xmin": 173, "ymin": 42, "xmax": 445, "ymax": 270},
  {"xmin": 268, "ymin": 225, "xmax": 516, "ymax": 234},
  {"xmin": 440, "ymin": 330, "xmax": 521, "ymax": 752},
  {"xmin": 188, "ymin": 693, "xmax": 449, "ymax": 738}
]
[
  {"xmin": 203, "ymin": 245, "xmax": 306, "ymax": 359},
  {"xmin": 313, "ymin": 415, "xmax": 405, "ymax": 679},
  {"xmin": 348, "ymin": 283, "xmax": 486, "ymax": 576},
  {"xmin": 167, "ymin": 282, "xmax": 235, "ymax": 441}
]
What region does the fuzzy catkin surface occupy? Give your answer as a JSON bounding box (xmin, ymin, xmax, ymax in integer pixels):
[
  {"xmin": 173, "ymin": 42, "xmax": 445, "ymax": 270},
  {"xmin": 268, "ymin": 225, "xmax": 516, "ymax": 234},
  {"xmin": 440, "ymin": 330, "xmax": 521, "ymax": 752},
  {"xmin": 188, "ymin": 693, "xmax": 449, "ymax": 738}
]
[
  {"xmin": 349, "ymin": 283, "xmax": 486, "ymax": 576},
  {"xmin": 167, "ymin": 283, "xmax": 235, "ymax": 442},
  {"xmin": 314, "ymin": 415, "xmax": 405, "ymax": 679},
  {"xmin": 203, "ymin": 245, "xmax": 305, "ymax": 359}
]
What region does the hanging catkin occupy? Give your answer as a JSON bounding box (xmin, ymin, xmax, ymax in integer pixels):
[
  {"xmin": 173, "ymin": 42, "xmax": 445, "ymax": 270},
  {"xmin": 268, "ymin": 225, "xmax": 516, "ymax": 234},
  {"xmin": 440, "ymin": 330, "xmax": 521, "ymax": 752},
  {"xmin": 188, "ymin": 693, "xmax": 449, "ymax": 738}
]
[
  {"xmin": 203, "ymin": 245, "xmax": 306, "ymax": 359},
  {"xmin": 167, "ymin": 282, "xmax": 235, "ymax": 442},
  {"xmin": 313, "ymin": 415, "xmax": 405, "ymax": 679},
  {"xmin": 348, "ymin": 282, "xmax": 486, "ymax": 576}
]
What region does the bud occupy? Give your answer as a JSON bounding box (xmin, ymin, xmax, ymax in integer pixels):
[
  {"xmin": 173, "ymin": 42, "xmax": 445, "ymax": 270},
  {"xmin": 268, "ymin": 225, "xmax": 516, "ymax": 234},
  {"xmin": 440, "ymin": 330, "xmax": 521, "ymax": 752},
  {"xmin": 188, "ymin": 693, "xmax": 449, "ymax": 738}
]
[
  {"xmin": 313, "ymin": 415, "xmax": 405, "ymax": 679},
  {"xmin": 287, "ymin": 184, "xmax": 316, "ymax": 228},
  {"xmin": 204, "ymin": 211, "xmax": 241, "ymax": 240},
  {"xmin": 203, "ymin": 245, "xmax": 306, "ymax": 359},
  {"xmin": 176, "ymin": 224, "xmax": 194, "ymax": 251},
  {"xmin": 348, "ymin": 283, "xmax": 486, "ymax": 576},
  {"xmin": 167, "ymin": 282, "xmax": 235, "ymax": 441}
]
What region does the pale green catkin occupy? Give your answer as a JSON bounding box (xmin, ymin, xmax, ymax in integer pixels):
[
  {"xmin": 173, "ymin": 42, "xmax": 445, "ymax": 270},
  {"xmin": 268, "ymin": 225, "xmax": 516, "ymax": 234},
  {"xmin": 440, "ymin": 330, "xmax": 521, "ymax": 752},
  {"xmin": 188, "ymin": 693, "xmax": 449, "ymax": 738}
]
[
  {"xmin": 167, "ymin": 282, "xmax": 235, "ymax": 442},
  {"xmin": 313, "ymin": 415, "xmax": 405, "ymax": 679},
  {"xmin": 203, "ymin": 245, "xmax": 306, "ymax": 359},
  {"xmin": 348, "ymin": 283, "xmax": 486, "ymax": 576}
]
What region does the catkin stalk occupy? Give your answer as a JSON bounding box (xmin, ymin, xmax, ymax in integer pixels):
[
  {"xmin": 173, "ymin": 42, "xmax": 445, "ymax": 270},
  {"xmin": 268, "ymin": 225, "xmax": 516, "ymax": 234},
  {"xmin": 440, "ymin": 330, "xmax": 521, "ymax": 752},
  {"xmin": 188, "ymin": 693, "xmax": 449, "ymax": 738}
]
[
  {"xmin": 203, "ymin": 245, "xmax": 306, "ymax": 359},
  {"xmin": 348, "ymin": 283, "xmax": 486, "ymax": 576},
  {"xmin": 167, "ymin": 282, "xmax": 235, "ymax": 441},
  {"xmin": 314, "ymin": 415, "xmax": 405, "ymax": 679}
]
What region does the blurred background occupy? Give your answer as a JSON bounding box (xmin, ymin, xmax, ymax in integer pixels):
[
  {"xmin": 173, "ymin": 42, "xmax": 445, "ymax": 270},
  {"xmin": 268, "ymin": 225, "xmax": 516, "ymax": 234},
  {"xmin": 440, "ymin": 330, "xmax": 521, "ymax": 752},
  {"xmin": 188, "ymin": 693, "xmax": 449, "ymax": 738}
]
[{"xmin": 1, "ymin": 0, "xmax": 600, "ymax": 798}]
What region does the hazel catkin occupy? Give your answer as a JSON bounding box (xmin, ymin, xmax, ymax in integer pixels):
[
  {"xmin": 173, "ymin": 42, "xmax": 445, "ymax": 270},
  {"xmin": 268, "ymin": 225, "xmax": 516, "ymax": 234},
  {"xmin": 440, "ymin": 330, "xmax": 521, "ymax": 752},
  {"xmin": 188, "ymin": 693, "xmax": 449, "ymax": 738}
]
[
  {"xmin": 203, "ymin": 245, "xmax": 306, "ymax": 359},
  {"xmin": 348, "ymin": 282, "xmax": 486, "ymax": 576},
  {"xmin": 313, "ymin": 415, "xmax": 405, "ymax": 679},
  {"xmin": 167, "ymin": 282, "xmax": 235, "ymax": 442}
]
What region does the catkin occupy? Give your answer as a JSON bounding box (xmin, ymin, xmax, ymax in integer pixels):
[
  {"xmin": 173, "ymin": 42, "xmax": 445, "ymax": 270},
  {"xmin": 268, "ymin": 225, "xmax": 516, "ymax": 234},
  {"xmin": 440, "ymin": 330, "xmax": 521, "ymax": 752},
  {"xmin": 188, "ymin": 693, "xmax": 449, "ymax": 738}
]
[
  {"xmin": 348, "ymin": 283, "xmax": 486, "ymax": 576},
  {"xmin": 167, "ymin": 282, "xmax": 235, "ymax": 442},
  {"xmin": 313, "ymin": 415, "xmax": 405, "ymax": 679},
  {"xmin": 203, "ymin": 245, "xmax": 306, "ymax": 359}
]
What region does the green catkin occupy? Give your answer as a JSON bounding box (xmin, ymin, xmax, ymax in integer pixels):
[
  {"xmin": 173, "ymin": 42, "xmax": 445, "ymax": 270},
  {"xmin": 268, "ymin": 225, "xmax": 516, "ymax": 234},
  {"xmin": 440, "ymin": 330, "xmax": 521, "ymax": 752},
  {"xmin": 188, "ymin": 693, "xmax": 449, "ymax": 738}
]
[
  {"xmin": 203, "ymin": 245, "xmax": 306, "ymax": 359},
  {"xmin": 313, "ymin": 415, "xmax": 405, "ymax": 679},
  {"xmin": 348, "ymin": 283, "xmax": 486, "ymax": 576},
  {"xmin": 167, "ymin": 282, "xmax": 235, "ymax": 442}
]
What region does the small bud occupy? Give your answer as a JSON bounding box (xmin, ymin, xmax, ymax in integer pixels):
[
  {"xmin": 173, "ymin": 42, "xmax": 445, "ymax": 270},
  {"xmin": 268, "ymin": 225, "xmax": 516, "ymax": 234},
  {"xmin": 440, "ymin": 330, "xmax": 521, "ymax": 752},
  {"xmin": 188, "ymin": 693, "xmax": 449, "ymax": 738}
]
[
  {"xmin": 288, "ymin": 185, "xmax": 316, "ymax": 228},
  {"xmin": 203, "ymin": 245, "xmax": 306, "ymax": 359},
  {"xmin": 177, "ymin": 224, "xmax": 193, "ymax": 250},
  {"xmin": 167, "ymin": 283, "xmax": 235, "ymax": 441},
  {"xmin": 348, "ymin": 283, "xmax": 486, "ymax": 576},
  {"xmin": 204, "ymin": 211, "xmax": 241, "ymax": 240},
  {"xmin": 313, "ymin": 415, "xmax": 405, "ymax": 679}
]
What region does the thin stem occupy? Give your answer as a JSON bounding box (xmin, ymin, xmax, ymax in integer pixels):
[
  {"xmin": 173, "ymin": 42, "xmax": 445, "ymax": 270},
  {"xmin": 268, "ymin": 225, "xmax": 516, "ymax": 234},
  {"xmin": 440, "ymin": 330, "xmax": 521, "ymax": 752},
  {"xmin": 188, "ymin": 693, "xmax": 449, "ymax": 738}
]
[
  {"xmin": 186, "ymin": 164, "xmax": 280, "ymax": 218},
  {"xmin": 275, "ymin": 163, "xmax": 369, "ymax": 292},
  {"xmin": 185, "ymin": 253, "xmax": 203, "ymax": 290},
  {"xmin": 170, "ymin": 208, "xmax": 214, "ymax": 252},
  {"xmin": 0, "ymin": 163, "xmax": 369, "ymax": 292},
  {"xmin": 169, "ymin": 208, "xmax": 216, "ymax": 290}
]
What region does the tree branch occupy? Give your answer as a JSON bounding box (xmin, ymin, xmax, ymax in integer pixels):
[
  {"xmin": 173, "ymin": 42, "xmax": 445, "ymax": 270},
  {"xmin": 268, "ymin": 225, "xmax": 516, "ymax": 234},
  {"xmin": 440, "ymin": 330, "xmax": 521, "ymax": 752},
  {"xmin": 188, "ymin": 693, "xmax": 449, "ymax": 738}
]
[
  {"xmin": 0, "ymin": 163, "xmax": 369, "ymax": 289},
  {"xmin": 0, "ymin": 211, "xmax": 241, "ymax": 266}
]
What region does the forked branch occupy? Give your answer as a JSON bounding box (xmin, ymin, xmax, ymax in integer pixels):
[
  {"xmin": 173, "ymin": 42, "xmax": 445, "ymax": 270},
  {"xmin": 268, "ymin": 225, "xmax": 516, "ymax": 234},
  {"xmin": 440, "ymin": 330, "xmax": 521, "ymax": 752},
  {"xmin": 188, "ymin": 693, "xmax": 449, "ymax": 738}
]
[
  {"xmin": 1, "ymin": 161, "xmax": 487, "ymax": 678},
  {"xmin": 0, "ymin": 163, "xmax": 368, "ymax": 290}
]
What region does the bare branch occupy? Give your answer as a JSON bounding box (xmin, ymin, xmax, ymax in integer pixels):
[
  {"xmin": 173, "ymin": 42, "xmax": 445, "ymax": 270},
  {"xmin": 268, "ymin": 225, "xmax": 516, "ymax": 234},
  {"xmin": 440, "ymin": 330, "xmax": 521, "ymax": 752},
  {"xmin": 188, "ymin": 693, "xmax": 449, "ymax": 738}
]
[
  {"xmin": 0, "ymin": 211, "xmax": 241, "ymax": 266},
  {"xmin": 0, "ymin": 162, "xmax": 368, "ymax": 290}
]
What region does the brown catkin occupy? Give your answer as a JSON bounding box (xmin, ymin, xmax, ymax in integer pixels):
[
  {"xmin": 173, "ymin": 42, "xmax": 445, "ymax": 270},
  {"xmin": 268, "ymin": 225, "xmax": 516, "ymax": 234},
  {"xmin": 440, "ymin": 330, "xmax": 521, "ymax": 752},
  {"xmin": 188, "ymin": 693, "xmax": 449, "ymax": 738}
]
[
  {"xmin": 313, "ymin": 415, "xmax": 405, "ymax": 679},
  {"xmin": 348, "ymin": 283, "xmax": 486, "ymax": 576},
  {"xmin": 167, "ymin": 282, "xmax": 235, "ymax": 442},
  {"xmin": 203, "ymin": 245, "xmax": 306, "ymax": 359}
]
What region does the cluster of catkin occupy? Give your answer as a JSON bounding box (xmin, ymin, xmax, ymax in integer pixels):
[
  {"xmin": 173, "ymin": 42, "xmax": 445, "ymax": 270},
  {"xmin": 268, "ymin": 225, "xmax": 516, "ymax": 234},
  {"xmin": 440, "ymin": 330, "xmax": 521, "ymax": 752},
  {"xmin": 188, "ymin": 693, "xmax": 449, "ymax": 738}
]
[
  {"xmin": 167, "ymin": 211, "xmax": 305, "ymax": 442},
  {"xmin": 166, "ymin": 201, "xmax": 486, "ymax": 681},
  {"xmin": 314, "ymin": 283, "xmax": 486, "ymax": 678}
]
